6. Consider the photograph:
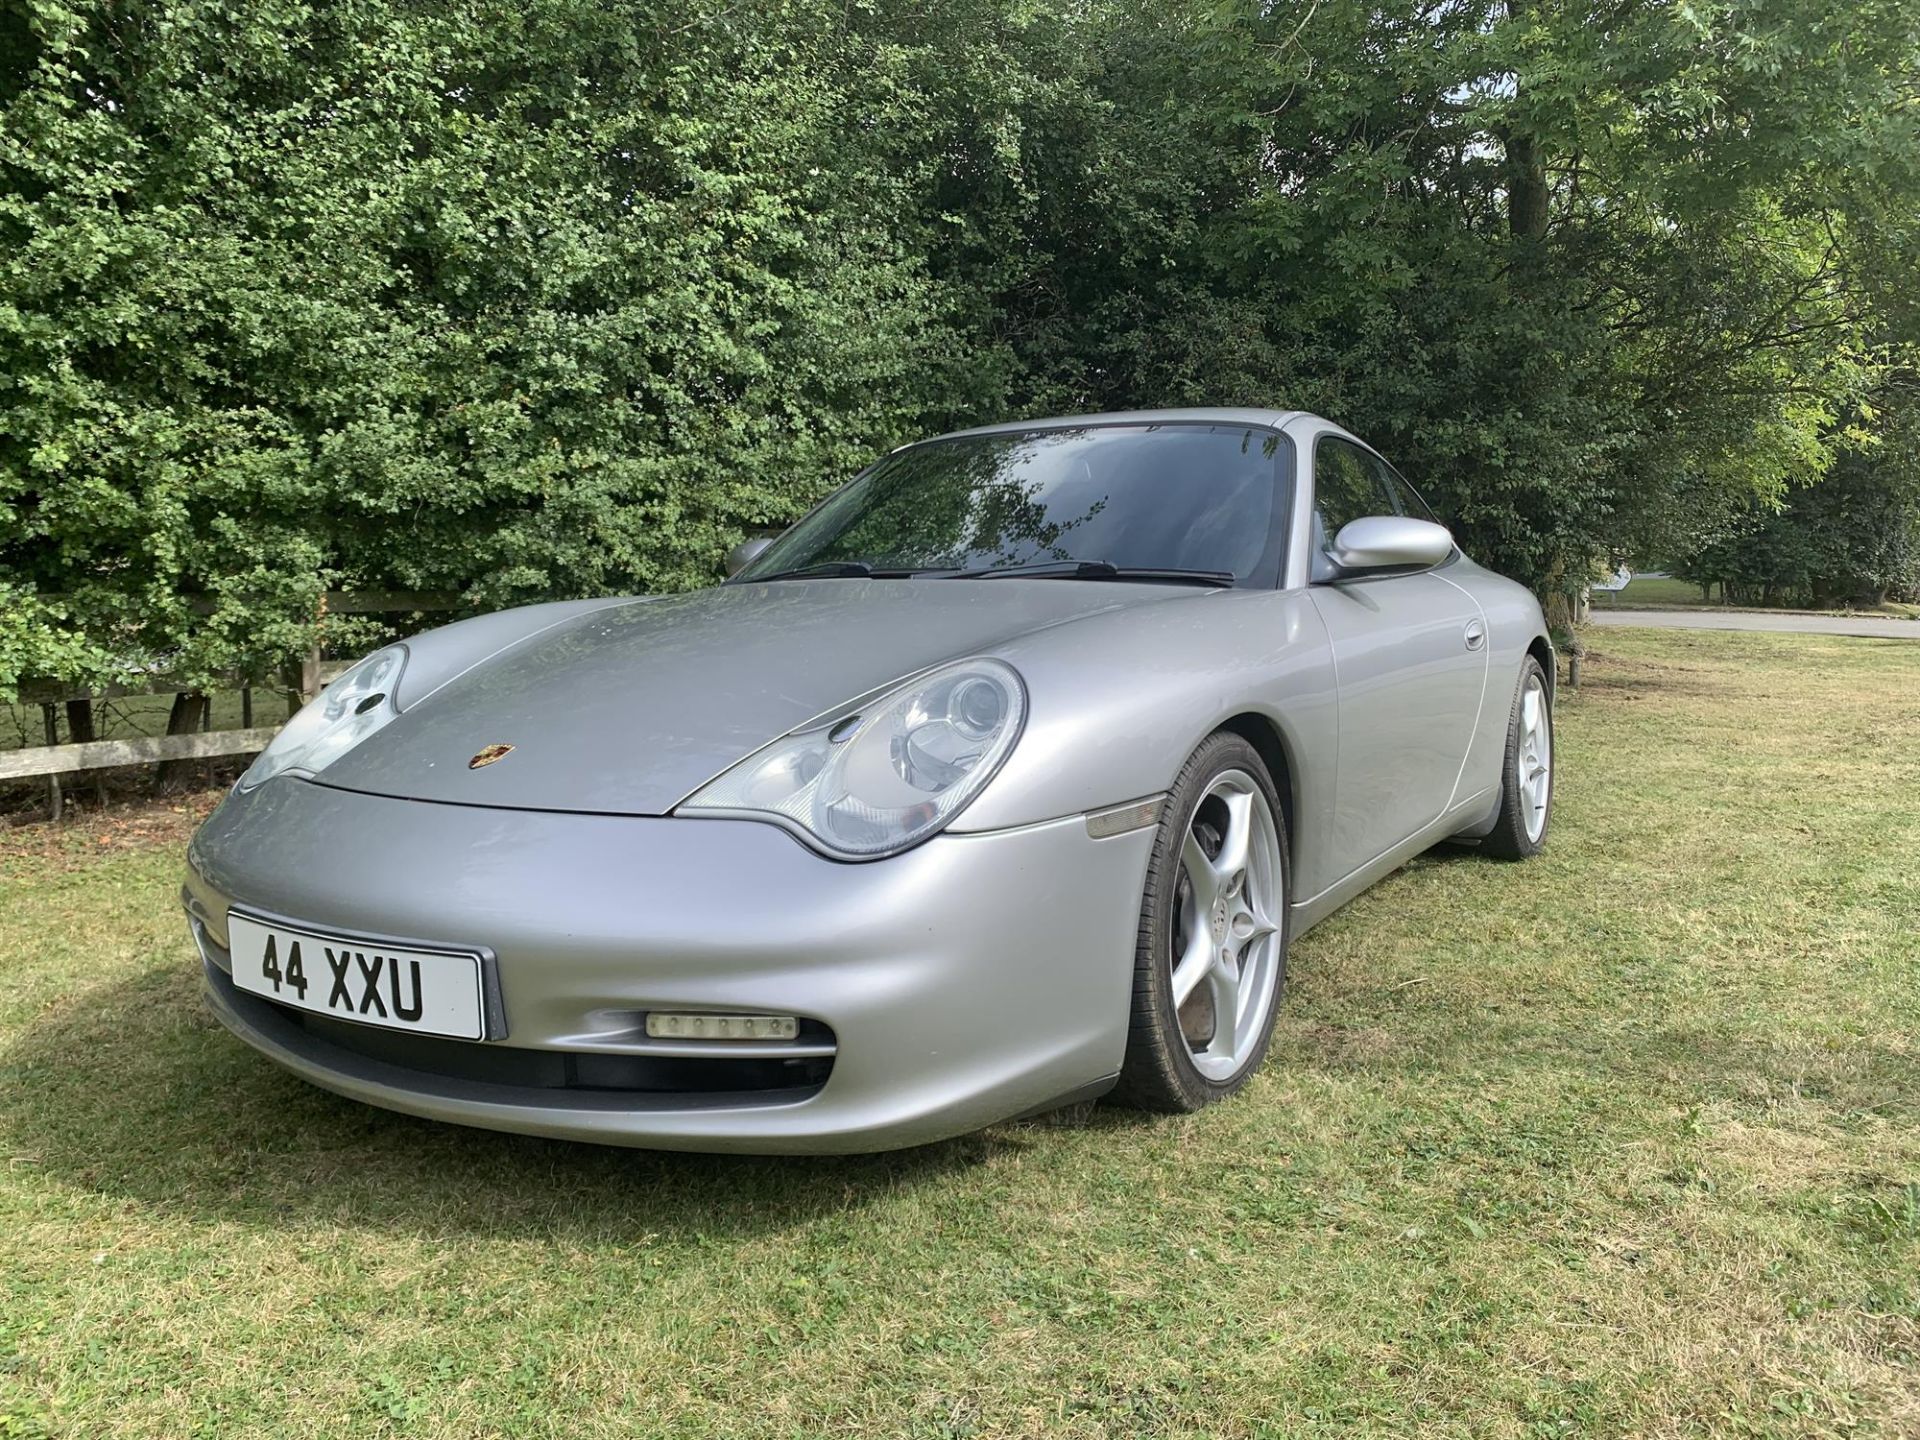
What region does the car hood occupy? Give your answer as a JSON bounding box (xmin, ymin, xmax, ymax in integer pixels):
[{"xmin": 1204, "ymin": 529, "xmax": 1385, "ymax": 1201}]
[{"xmin": 313, "ymin": 578, "xmax": 1197, "ymax": 815}]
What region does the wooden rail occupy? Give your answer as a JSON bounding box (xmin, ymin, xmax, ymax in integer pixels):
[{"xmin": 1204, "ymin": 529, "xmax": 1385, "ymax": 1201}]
[
  {"xmin": 9, "ymin": 590, "xmax": 462, "ymax": 817},
  {"xmin": 0, "ymin": 727, "xmax": 286, "ymax": 782}
]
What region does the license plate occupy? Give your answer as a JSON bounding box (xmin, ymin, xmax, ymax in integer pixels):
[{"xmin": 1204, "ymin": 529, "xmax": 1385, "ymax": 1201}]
[{"xmin": 226, "ymin": 912, "xmax": 486, "ymax": 1040}]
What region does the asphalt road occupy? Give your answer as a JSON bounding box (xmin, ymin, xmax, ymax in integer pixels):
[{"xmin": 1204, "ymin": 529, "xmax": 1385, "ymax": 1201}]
[{"xmin": 1590, "ymin": 608, "xmax": 1920, "ymax": 640}]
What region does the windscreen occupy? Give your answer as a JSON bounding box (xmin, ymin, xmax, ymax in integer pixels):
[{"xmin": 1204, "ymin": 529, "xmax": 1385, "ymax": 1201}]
[{"xmin": 739, "ymin": 424, "xmax": 1291, "ymax": 585}]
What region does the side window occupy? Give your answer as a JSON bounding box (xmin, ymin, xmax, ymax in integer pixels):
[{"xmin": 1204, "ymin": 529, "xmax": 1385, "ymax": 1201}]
[
  {"xmin": 1375, "ymin": 457, "xmax": 1440, "ymax": 527},
  {"xmin": 1311, "ymin": 436, "xmax": 1395, "ymax": 550},
  {"xmin": 1311, "ymin": 435, "xmax": 1451, "ymax": 579}
]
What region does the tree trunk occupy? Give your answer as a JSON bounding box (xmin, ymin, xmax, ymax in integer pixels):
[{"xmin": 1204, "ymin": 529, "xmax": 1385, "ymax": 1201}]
[
  {"xmin": 1503, "ymin": 2, "xmax": 1550, "ymax": 247},
  {"xmin": 1544, "ymin": 590, "xmax": 1580, "ymax": 634},
  {"xmin": 155, "ymin": 691, "xmax": 210, "ymax": 790},
  {"xmin": 1506, "ymin": 130, "xmax": 1549, "ymax": 244},
  {"xmin": 66, "ymin": 697, "xmax": 106, "ymax": 810}
]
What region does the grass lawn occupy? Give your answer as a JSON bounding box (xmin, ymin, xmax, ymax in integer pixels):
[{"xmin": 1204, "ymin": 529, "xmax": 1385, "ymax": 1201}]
[{"xmin": 2, "ymin": 627, "xmax": 1916, "ymax": 1438}]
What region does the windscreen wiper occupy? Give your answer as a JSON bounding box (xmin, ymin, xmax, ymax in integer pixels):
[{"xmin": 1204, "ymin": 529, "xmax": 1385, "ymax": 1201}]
[
  {"xmin": 750, "ymin": 561, "xmax": 928, "ymax": 582},
  {"xmin": 950, "ymin": 560, "xmax": 1236, "ymax": 587}
]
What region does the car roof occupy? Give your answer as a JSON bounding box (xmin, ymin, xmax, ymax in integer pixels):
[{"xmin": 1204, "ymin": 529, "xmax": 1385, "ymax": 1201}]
[{"xmin": 913, "ymin": 407, "xmax": 1307, "ymax": 446}]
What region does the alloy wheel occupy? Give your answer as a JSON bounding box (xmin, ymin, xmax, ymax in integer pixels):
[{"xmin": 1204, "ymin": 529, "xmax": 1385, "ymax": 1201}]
[
  {"xmin": 1169, "ymin": 769, "xmax": 1284, "ymax": 1082},
  {"xmin": 1518, "ymin": 672, "xmax": 1552, "ymax": 843}
]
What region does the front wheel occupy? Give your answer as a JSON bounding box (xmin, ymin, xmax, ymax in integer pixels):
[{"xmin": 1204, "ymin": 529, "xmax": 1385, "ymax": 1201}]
[
  {"xmin": 1110, "ymin": 733, "xmax": 1290, "ymax": 1113},
  {"xmin": 1480, "ymin": 656, "xmax": 1554, "ymax": 860}
]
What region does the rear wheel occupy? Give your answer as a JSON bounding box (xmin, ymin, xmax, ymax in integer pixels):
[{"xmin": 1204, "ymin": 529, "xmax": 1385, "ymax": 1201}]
[
  {"xmin": 1480, "ymin": 657, "xmax": 1554, "ymax": 860},
  {"xmin": 1111, "ymin": 733, "xmax": 1289, "ymax": 1113}
]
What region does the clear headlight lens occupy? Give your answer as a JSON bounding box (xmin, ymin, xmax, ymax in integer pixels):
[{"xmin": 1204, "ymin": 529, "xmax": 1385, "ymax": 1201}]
[
  {"xmin": 680, "ymin": 658, "xmax": 1026, "ymax": 859},
  {"xmin": 237, "ymin": 645, "xmax": 407, "ymax": 791}
]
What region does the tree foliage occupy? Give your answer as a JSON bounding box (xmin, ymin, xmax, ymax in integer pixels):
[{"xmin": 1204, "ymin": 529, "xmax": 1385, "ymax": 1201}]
[
  {"xmin": 0, "ymin": 0, "xmax": 985, "ymax": 690},
  {"xmin": 2, "ymin": 0, "xmax": 1916, "ymax": 693},
  {"xmin": 1676, "ymin": 386, "xmax": 1920, "ymax": 606}
]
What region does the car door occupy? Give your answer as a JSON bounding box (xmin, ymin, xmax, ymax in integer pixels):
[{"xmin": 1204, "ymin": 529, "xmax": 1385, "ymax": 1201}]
[{"xmin": 1302, "ymin": 430, "xmax": 1490, "ymax": 889}]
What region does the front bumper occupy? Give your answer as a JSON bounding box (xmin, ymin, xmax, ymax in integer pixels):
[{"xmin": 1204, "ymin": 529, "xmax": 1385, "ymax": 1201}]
[{"xmin": 184, "ymin": 779, "xmax": 1157, "ymax": 1153}]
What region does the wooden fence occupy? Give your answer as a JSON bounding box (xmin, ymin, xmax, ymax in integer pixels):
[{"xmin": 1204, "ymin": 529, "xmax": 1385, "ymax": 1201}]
[{"xmin": 6, "ymin": 592, "xmax": 461, "ymax": 819}]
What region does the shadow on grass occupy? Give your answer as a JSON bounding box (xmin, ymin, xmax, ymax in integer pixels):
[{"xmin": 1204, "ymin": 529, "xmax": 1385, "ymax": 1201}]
[
  {"xmin": 2, "ymin": 960, "xmax": 1048, "ymax": 1243},
  {"xmin": 23, "ymin": 947, "xmax": 1911, "ymax": 1251}
]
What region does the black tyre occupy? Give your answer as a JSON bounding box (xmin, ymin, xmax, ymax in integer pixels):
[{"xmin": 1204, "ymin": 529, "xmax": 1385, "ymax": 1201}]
[
  {"xmin": 1110, "ymin": 732, "xmax": 1290, "ymax": 1113},
  {"xmin": 1479, "ymin": 656, "xmax": 1554, "ymax": 860}
]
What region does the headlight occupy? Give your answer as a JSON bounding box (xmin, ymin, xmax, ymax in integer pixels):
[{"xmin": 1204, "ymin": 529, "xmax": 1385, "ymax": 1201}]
[
  {"xmin": 237, "ymin": 645, "xmax": 407, "ymax": 791},
  {"xmin": 679, "ymin": 657, "xmax": 1026, "ymax": 859}
]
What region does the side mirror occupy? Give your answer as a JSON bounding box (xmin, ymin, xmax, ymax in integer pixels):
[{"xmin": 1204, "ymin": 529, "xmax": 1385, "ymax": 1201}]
[
  {"xmin": 726, "ymin": 537, "xmax": 775, "ymax": 578},
  {"xmin": 1327, "ymin": 516, "xmax": 1453, "ymax": 575}
]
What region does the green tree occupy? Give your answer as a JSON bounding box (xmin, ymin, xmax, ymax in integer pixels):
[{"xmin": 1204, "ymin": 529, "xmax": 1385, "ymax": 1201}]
[
  {"xmin": 894, "ymin": 0, "xmax": 1919, "ymax": 609},
  {"xmin": 3, "ymin": 0, "xmax": 1917, "ymax": 697},
  {"xmin": 1679, "ymin": 391, "xmax": 1920, "ymax": 608},
  {"xmin": 0, "ymin": 0, "xmax": 987, "ymax": 693}
]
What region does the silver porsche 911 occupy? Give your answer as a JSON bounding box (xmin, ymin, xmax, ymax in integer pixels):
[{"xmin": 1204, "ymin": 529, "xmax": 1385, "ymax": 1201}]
[{"xmin": 184, "ymin": 408, "xmax": 1555, "ymax": 1153}]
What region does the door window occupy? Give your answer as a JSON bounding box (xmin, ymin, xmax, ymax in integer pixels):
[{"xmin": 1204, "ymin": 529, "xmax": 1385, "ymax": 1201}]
[
  {"xmin": 1311, "ymin": 434, "xmax": 1448, "ymax": 574},
  {"xmin": 1376, "ymin": 457, "xmax": 1440, "ymax": 526},
  {"xmin": 1313, "ymin": 437, "xmax": 1392, "ymax": 541}
]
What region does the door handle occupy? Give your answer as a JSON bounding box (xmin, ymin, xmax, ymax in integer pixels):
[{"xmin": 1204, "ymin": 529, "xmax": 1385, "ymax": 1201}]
[{"xmin": 1463, "ymin": 618, "xmax": 1487, "ymax": 652}]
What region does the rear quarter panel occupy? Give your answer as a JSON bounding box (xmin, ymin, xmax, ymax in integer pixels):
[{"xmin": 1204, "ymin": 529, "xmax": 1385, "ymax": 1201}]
[{"xmin": 1442, "ymin": 557, "xmax": 1552, "ymax": 800}]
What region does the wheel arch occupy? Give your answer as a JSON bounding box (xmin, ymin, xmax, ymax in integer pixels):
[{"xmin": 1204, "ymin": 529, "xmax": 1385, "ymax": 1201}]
[
  {"xmin": 1215, "ymin": 711, "xmax": 1298, "ymax": 852},
  {"xmin": 1525, "ymin": 632, "xmax": 1556, "ymax": 702}
]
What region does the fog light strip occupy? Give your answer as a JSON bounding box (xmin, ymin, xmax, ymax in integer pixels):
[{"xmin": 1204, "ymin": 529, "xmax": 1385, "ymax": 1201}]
[{"xmin": 645, "ymin": 1012, "xmax": 800, "ymax": 1041}]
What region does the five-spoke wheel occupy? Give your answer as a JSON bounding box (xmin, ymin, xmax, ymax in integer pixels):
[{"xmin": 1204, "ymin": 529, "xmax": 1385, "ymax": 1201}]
[
  {"xmin": 1114, "ymin": 733, "xmax": 1289, "ymax": 1111},
  {"xmin": 1169, "ymin": 770, "xmax": 1284, "ymax": 1081},
  {"xmin": 1482, "ymin": 654, "xmax": 1555, "ymax": 859},
  {"xmin": 1518, "ymin": 670, "xmax": 1552, "ymax": 843}
]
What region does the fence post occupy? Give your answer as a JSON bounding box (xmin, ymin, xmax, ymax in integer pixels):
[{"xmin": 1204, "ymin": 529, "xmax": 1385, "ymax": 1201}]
[
  {"xmin": 40, "ymin": 703, "xmax": 63, "ymax": 822},
  {"xmin": 298, "ymin": 642, "xmax": 322, "ymax": 711},
  {"xmin": 282, "ymin": 643, "xmax": 321, "ymax": 717}
]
